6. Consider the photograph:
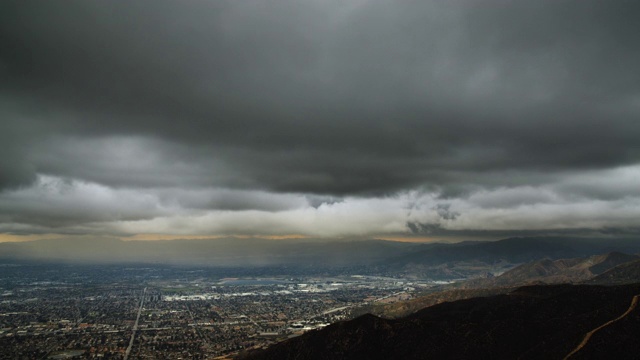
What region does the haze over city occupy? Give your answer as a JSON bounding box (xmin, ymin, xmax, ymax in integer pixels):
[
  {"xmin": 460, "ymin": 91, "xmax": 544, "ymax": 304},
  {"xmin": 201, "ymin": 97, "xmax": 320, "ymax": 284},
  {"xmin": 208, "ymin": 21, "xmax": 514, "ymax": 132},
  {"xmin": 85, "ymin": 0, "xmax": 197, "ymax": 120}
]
[{"xmin": 1, "ymin": 0, "xmax": 639, "ymax": 249}]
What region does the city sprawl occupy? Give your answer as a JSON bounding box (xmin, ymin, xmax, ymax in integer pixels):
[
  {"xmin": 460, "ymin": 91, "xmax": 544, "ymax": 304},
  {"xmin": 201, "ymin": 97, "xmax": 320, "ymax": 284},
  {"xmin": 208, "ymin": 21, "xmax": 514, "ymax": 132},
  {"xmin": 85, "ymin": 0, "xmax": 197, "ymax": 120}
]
[{"xmin": 0, "ymin": 264, "xmax": 436, "ymax": 359}]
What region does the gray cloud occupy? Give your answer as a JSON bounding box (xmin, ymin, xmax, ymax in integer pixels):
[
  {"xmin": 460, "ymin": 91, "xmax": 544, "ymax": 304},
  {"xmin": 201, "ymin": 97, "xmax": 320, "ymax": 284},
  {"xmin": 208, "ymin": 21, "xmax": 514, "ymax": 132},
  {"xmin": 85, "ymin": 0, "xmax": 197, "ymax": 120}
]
[
  {"xmin": 434, "ymin": 204, "xmax": 459, "ymax": 221},
  {"xmin": 1, "ymin": 171, "xmax": 639, "ymax": 239},
  {"xmin": 0, "ymin": 176, "xmax": 166, "ymax": 228},
  {"xmin": 1, "ymin": 0, "xmax": 639, "ymax": 237}
]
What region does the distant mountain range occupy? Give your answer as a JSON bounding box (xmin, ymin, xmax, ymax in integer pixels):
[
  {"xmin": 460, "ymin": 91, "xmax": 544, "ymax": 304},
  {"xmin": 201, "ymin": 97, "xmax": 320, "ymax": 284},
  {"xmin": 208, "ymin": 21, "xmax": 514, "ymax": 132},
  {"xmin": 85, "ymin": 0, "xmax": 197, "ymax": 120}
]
[
  {"xmin": 385, "ymin": 237, "xmax": 640, "ymax": 278},
  {"xmin": 2, "ymin": 236, "xmax": 640, "ymax": 277},
  {"xmin": 461, "ymin": 251, "xmax": 640, "ymax": 289},
  {"xmin": 365, "ymin": 251, "xmax": 640, "ymax": 319},
  {"xmin": 242, "ymin": 283, "xmax": 640, "ymax": 360}
]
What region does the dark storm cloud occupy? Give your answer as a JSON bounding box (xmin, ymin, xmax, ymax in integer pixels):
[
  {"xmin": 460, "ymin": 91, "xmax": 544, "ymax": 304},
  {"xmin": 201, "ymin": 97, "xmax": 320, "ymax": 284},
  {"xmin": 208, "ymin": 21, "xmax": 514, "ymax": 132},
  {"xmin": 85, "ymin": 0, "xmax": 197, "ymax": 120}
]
[{"xmin": 1, "ymin": 0, "xmax": 639, "ymax": 197}]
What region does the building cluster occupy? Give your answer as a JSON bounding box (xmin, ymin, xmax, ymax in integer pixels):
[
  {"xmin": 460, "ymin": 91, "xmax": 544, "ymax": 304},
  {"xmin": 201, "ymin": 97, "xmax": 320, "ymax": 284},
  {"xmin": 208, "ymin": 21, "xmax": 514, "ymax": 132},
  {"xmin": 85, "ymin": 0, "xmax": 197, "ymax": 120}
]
[{"xmin": 0, "ymin": 264, "xmax": 430, "ymax": 359}]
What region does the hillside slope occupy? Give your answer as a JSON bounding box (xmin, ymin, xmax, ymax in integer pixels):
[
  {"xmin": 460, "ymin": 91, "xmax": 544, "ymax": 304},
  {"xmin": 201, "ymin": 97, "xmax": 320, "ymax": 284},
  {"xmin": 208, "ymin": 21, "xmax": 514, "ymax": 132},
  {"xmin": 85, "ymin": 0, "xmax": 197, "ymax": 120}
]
[
  {"xmin": 242, "ymin": 284, "xmax": 640, "ymax": 360},
  {"xmin": 589, "ymin": 259, "xmax": 640, "ymax": 285},
  {"xmin": 462, "ymin": 252, "xmax": 640, "ymax": 289}
]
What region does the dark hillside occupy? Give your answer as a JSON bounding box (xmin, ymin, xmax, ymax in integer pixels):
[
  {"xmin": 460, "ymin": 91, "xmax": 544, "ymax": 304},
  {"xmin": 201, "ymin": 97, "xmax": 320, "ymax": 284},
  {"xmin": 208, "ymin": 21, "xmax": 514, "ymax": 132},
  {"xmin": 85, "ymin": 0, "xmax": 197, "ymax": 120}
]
[{"xmin": 243, "ymin": 284, "xmax": 640, "ymax": 360}]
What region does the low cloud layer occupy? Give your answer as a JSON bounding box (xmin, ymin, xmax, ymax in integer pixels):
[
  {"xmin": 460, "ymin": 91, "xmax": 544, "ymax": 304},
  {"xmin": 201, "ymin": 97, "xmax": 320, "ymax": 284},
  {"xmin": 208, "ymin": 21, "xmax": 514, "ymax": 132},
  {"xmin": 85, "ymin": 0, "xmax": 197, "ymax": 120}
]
[
  {"xmin": 2, "ymin": 167, "xmax": 639, "ymax": 239},
  {"xmin": 1, "ymin": 1, "xmax": 639, "ymax": 241}
]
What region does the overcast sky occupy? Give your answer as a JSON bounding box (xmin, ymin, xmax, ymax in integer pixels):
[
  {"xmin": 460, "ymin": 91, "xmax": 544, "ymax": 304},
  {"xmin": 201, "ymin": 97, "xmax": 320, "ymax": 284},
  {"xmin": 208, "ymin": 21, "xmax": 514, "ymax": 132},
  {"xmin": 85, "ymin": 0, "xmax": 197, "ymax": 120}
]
[{"xmin": 1, "ymin": 0, "xmax": 639, "ymax": 243}]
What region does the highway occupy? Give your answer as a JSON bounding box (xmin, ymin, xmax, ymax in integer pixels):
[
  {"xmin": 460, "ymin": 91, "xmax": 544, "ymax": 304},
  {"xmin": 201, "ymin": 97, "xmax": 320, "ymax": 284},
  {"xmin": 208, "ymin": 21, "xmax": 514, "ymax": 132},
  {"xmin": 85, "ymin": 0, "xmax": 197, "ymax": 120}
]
[{"xmin": 124, "ymin": 287, "xmax": 147, "ymax": 360}]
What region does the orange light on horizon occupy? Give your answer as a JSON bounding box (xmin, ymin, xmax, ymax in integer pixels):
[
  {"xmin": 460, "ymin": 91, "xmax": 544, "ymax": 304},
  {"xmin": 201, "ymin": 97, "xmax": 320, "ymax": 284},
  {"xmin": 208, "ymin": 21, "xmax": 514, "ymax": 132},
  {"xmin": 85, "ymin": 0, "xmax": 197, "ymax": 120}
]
[
  {"xmin": 120, "ymin": 233, "xmax": 310, "ymax": 241},
  {"xmin": 376, "ymin": 235, "xmax": 472, "ymax": 243},
  {"xmin": 0, "ymin": 232, "xmax": 461, "ymax": 244},
  {"xmin": 0, "ymin": 233, "xmax": 69, "ymax": 243}
]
